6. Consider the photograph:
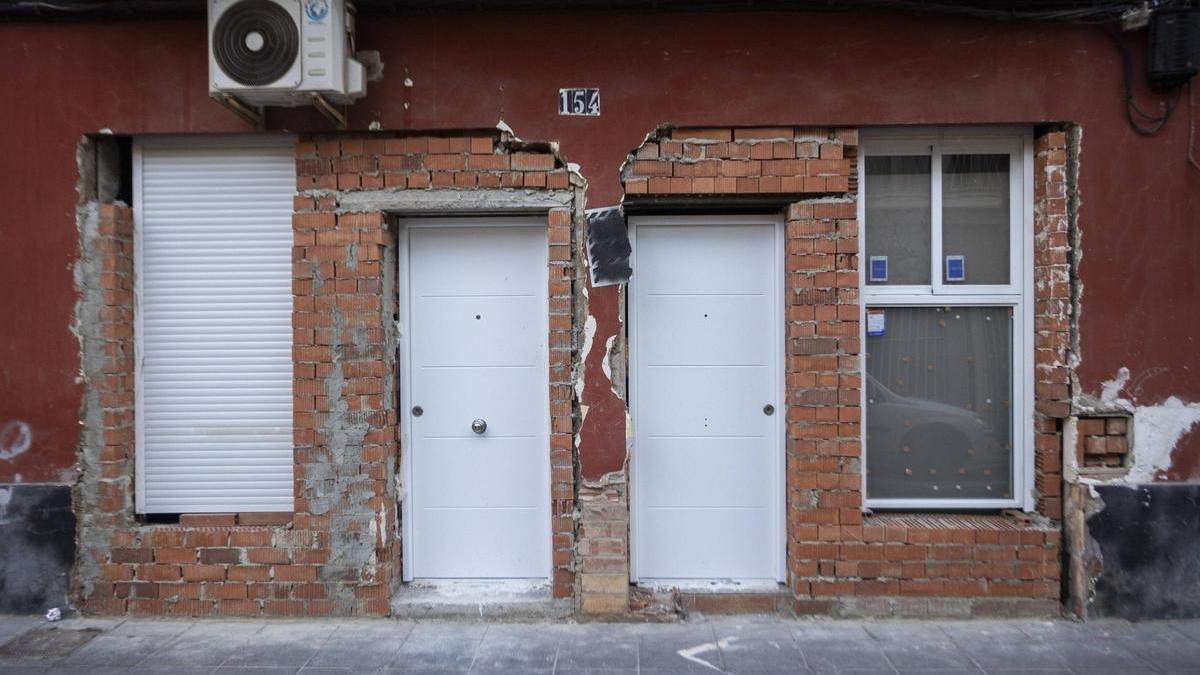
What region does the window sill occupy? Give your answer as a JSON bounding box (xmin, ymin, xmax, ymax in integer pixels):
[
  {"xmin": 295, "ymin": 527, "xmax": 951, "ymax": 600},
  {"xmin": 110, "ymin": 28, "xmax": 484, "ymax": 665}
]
[{"xmin": 863, "ymin": 512, "xmax": 1056, "ymax": 535}]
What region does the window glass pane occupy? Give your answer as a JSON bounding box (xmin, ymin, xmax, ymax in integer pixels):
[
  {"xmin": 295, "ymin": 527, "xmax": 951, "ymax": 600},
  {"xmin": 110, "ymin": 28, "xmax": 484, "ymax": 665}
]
[
  {"xmin": 942, "ymin": 154, "xmax": 1010, "ymax": 285},
  {"xmin": 865, "ymin": 156, "xmax": 931, "ymax": 286},
  {"xmin": 865, "ymin": 306, "xmax": 1013, "ymax": 500}
]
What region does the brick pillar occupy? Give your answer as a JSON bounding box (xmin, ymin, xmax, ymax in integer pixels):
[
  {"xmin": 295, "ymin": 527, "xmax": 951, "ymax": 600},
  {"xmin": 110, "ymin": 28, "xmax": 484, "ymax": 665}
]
[
  {"xmin": 784, "ymin": 196, "xmax": 863, "ymax": 610},
  {"xmin": 75, "ymin": 202, "xmax": 137, "ymax": 614},
  {"xmin": 548, "ymin": 207, "xmax": 578, "ymax": 599},
  {"xmin": 1032, "ymin": 129, "xmax": 1071, "ymax": 520}
]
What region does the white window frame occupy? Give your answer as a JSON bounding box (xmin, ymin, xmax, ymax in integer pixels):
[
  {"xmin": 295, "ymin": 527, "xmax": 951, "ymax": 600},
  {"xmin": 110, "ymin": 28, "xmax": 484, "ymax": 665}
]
[{"xmin": 859, "ymin": 127, "xmax": 1035, "ymax": 511}]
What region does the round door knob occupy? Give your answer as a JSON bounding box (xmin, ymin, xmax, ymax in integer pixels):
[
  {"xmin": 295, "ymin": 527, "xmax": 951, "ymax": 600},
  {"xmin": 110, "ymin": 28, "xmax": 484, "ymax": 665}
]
[
  {"xmin": 763, "ymin": 404, "xmax": 775, "ymax": 416},
  {"xmin": 471, "ymin": 419, "xmax": 487, "ymax": 434},
  {"xmin": 411, "ymin": 406, "xmax": 423, "ymax": 417}
]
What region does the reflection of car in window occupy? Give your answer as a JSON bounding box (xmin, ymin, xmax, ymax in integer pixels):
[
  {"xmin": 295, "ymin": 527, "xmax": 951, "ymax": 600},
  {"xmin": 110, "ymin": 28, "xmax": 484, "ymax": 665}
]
[{"xmin": 866, "ymin": 373, "xmax": 1007, "ymax": 499}]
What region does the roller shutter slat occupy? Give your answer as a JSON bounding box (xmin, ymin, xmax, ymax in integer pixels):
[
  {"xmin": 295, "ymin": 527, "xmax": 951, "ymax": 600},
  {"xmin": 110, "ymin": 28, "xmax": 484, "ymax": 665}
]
[{"xmin": 137, "ymin": 137, "xmax": 295, "ymax": 514}]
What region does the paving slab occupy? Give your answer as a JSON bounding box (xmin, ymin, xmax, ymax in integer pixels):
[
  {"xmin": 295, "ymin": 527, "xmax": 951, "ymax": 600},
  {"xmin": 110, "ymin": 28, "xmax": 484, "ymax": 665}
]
[
  {"xmin": 142, "ymin": 621, "xmax": 263, "ymax": 667},
  {"xmin": 220, "ymin": 623, "xmax": 336, "ymax": 669},
  {"xmin": 554, "ymin": 624, "xmax": 638, "ymax": 670},
  {"xmin": 798, "ymin": 641, "xmax": 895, "ymax": 673},
  {"xmin": 633, "ymin": 622, "xmax": 723, "ymax": 673},
  {"xmin": 1051, "ymin": 640, "xmax": 1158, "ymax": 673},
  {"xmin": 304, "ymin": 622, "xmax": 411, "ymax": 669},
  {"xmin": 471, "ymin": 631, "xmax": 560, "ymax": 674},
  {"xmin": 791, "ymin": 622, "xmax": 873, "ymax": 643},
  {"xmin": 878, "ymin": 640, "xmax": 979, "ymax": 671},
  {"xmin": 388, "ymin": 637, "xmax": 479, "ymax": 673},
  {"xmin": 106, "ymin": 620, "xmax": 193, "ymax": 638}
]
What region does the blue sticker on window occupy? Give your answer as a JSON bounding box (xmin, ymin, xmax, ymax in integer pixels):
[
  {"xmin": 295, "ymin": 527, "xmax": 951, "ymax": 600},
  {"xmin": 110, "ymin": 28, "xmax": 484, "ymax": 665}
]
[
  {"xmin": 869, "ymin": 256, "xmax": 888, "ymax": 282},
  {"xmin": 945, "ymin": 255, "xmax": 965, "ymax": 282}
]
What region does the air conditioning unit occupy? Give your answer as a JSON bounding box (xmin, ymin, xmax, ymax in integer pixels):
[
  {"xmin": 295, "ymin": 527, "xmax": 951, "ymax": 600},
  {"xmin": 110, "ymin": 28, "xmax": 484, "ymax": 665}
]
[{"xmin": 208, "ymin": 0, "xmax": 366, "ymax": 107}]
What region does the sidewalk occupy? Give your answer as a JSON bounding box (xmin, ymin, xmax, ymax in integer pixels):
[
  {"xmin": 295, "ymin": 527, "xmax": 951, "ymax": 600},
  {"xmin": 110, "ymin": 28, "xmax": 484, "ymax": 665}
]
[{"xmin": 2, "ymin": 613, "xmax": 1199, "ymax": 674}]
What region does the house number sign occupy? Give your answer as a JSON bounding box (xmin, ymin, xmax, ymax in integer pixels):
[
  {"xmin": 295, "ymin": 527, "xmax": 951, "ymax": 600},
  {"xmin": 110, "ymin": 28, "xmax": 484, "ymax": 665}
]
[{"xmin": 558, "ymin": 88, "xmax": 600, "ymax": 116}]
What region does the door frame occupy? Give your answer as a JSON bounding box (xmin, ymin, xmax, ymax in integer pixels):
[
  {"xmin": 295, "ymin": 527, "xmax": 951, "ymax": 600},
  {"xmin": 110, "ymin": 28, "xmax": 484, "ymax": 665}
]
[
  {"xmin": 627, "ymin": 213, "xmax": 787, "ymax": 585},
  {"xmin": 398, "ymin": 216, "xmax": 552, "ymax": 583}
]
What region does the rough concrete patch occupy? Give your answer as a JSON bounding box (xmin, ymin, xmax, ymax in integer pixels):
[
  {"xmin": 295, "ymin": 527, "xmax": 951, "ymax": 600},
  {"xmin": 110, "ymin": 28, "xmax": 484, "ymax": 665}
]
[
  {"xmin": 71, "ymin": 196, "xmax": 110, "ymax": 606},
  {"xmin": 308, "ymin": 304, "xmax": 374, "ymax": 602},
  {"xmin": 0, "ymin": 626, "xmax": 101, "ymax": 659},
  {"xmin": 1065, "ymin": 123, "xmax": 1083, "ymax": 379},
  {"xmin": 335, "ymin": 188, "xmax": 572, "ymax": 214}
]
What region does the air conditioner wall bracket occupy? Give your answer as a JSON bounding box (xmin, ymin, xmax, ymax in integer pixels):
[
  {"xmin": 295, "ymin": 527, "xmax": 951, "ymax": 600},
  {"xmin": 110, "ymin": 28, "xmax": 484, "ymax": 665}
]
[
  {"xmin": 310, "ymin": 93, "xmax": 348, "ymax": 130},
  {"xmin": 210, "ymin": 93, "xmax": 265, "ymax": 130}
]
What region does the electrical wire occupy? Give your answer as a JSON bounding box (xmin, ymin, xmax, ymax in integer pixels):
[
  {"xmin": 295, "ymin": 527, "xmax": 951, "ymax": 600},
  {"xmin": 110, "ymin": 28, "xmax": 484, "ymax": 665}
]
[{"xmin": 1107, "ymin": 22, "xmax": 1185, "ymax": 136}]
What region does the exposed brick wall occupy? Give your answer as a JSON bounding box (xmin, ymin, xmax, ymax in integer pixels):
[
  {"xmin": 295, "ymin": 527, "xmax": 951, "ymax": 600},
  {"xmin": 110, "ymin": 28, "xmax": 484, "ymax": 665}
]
[
  {"xmin": 76, "ymin": 131, "xmax": 581, "ymax": 616},
  {"xmin": 623, "ymin": 126, "xmax": 854, "ymax": 196},
  {"xmin": 1076, "ymin": 416, "xmax": 1132, "ymax": 469},
  {"xmin": 295, "ymin": 135, "xmax": 572, "ymax": 192},
  {"xmin": 576, "ymin": 482, "xmax": 629, "ymax": 613},
  {"xmin": 616, "ymin": 125, "xmax": 1063, "ymax": 618}
]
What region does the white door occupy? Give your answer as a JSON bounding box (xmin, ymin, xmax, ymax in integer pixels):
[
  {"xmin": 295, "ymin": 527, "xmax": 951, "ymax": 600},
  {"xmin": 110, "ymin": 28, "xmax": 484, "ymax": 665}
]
[
  {"xmin": 404, "ymin": 220, "xmax": 549, "ymax": 580},
  {"xmin": 631, "ymin": 215, "xmax": 783, "ymax": 583}
]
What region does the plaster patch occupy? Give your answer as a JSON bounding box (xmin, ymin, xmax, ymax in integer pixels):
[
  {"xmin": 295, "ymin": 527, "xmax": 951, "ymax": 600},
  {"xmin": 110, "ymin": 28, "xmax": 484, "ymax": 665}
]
[
  {"xmin": 1127, "ymin": 398, "xmax": 1200, "ymax": 483},
  {"xmin": 1100, "ymin": 367, "xmax": 1131, "ymax": 406},
  {"xmin": 576, "ymin": 314, "xmax": 596, "ymax": 405},
  {"xmin": 0, "ymin": 420, "xmax": 31, "ymax": 460},
  {"xmin": 601, "ymin": 335, "xmax": 616, "ymax": 385},
  {"xmin": 1091, "ymin": 368, "xmax": 1200, "ymax": 484}
]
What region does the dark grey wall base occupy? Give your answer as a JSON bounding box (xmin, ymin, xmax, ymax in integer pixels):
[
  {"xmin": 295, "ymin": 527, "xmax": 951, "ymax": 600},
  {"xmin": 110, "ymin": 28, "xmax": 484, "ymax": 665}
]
[
  {"xmin": 0, "ymin": 484, "xmax": 75, "ymax": 615},
  {"xmin": 1089, "ymin": 484, "xmax": 1200, "ymax": 620}
]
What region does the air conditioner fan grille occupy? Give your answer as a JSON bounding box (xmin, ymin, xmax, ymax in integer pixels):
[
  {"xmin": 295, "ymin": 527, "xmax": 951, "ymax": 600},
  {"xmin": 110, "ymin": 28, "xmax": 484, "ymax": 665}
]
[{"xmin": 213, "ymin": 0, "xmax": 299, "ymax": 87}]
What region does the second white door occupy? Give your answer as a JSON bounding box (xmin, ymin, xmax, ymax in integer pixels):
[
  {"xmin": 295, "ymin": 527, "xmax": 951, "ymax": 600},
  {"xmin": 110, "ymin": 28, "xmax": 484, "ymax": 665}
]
[
  {"xmin": 405, "ymin": 220, "xmax": 549, "ymax": 580},
  {"xmin": 632, "ymin": 215, "xmax": 783, "ymax": 583}
]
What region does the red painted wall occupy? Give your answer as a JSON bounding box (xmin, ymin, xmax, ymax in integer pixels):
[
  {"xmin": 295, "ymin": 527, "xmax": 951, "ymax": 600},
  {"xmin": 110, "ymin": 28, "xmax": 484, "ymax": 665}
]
[{"xmin": 1, "ymin": 12, "xmax": 1196, "ymax": 483}]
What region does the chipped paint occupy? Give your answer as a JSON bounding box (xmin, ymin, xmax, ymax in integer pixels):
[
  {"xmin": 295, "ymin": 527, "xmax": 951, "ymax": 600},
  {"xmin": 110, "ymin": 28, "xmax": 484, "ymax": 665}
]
[
  {"xmin": 577, "ymin": 260, "xmax": 628, "ymax": 481},
  {"xmin": 601, "ymin": 335, "xmax": 616, "ymax": 386}
]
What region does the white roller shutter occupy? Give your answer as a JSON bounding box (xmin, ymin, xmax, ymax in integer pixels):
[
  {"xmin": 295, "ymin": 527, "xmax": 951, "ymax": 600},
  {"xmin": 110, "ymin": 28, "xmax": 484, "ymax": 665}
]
[{"xmin": 134, "ymin": 136, "xmax": 296, "ymax": 513}]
